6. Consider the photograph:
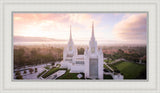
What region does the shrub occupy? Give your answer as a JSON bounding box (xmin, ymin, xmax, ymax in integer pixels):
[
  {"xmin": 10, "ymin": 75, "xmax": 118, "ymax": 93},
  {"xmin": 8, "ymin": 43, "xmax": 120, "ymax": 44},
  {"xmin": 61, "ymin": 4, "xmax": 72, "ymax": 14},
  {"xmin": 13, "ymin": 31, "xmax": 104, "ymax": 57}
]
[
  {"xmin": 104, "ymin": 74, "xmax": 113, "ymax": 79},
  {"xmin": 29, "ymin": 68, "xmax": 34, "ymax": 74},
  {"xmin": 56, "ymin": 64, "xmax": 61, "ymax": 67},
  {"xmin": 52, "ymin": 62, "xmax": 55, "ymax": 66},
  {"xmin": 114, "ymin": 70, "xmax": 120, "ymax": 73},
  {"xmin": 44, "ymin": 66, "xmax": 50, "ymax": 70},
  {"xmin": 15, "ymin": 71, "xmax": 21, "ymax": 76},
  {"xmin": 24, "ymin": 70, "xmax": 27, "ymax": 74},
  {"xmin": 42, "ymin": 67, "xmax": 59, "ymax": 78},
  {"xmin": 16, "ymin": 75, "xmax": 23, "ymax": 79},
  {"xmin": 15, "ymin": 71, "xmax": 23, "ymax": 79},
  {"xmin": 37, "ymin": 70, "xmax": 46, "ymax": 78},
  {"xmin": 35, "ymin": 68, "xmax": 38, "ymax": 73}
]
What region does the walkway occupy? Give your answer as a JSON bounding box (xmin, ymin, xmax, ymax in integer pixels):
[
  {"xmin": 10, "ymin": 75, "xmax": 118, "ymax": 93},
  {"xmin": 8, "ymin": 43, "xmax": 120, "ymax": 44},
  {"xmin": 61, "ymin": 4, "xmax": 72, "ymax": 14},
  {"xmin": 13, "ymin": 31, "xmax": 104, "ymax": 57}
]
[
  {"xmin": 46, "ymin": 70, "xmax": 66, "ymax": 79},
  {"xmin": 108, "ymin": 58, "xmax": 127, "ymax": 64},
  {"xmin": 104, "ymin": 62, "xmax": 114, "ymax": 72}
]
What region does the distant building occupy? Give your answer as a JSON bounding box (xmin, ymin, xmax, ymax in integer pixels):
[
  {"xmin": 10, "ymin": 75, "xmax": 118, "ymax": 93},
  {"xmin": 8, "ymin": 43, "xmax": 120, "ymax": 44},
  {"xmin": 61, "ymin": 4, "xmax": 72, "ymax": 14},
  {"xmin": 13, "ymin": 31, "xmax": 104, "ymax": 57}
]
[{"xmin": 61, "ymin": 22, "xmax": 103, "ymax": 79}]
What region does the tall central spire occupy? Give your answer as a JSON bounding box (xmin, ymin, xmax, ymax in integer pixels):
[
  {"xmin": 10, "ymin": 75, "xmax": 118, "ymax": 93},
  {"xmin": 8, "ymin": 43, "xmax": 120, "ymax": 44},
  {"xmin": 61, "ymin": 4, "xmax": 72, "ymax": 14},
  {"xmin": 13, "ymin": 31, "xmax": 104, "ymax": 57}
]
[
  {"xmin": 91, "ymin": 22, "xmax": 95, "ymax": 40},
  {"xmin": 70, "ymin": 25, "xmax": 72, "ymax": 41}
]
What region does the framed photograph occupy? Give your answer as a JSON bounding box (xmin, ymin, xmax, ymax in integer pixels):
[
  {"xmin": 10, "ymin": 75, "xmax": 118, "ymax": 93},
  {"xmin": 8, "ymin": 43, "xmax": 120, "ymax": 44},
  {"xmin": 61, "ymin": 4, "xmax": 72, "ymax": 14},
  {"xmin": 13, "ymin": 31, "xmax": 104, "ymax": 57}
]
[{"xmin": 0, "ymin": 0, "xmax": 160, "ymax": 93}]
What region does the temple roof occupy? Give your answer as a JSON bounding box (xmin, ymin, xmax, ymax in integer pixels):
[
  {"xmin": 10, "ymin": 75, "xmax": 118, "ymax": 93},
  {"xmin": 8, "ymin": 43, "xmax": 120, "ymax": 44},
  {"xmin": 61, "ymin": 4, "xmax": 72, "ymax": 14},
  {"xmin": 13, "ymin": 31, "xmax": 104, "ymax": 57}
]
[
  {"xmin": 68, "ymin": 25, "xmax": 73, "ymax": 45},
  {"xmin": 91, "ymin": 22, "xmax": 95, "ymax": 41},
  {"xmin": 69, "ymin": 25, "xmax": 72, "ymax": 41}
]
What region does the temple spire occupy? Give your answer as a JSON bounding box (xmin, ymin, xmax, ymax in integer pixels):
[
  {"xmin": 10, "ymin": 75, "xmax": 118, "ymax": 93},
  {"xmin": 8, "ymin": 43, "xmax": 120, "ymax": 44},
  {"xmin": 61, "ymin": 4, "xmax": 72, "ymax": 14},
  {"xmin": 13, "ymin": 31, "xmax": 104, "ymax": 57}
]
[
  {"xmin": 70, "ymin": 25, "xmax": 72, "ymax": 41},
  {"xmin": 91, "ymin": 22, "xmax": 95, "ymax": 40}
]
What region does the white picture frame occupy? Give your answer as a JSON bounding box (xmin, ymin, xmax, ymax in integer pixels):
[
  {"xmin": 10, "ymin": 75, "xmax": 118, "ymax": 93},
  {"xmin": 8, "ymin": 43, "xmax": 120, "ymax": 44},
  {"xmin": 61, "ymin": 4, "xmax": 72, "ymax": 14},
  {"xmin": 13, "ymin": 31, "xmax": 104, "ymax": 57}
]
[{"xmin": 0, "ymin": 0, "xmax": 160, "ymax": 93}]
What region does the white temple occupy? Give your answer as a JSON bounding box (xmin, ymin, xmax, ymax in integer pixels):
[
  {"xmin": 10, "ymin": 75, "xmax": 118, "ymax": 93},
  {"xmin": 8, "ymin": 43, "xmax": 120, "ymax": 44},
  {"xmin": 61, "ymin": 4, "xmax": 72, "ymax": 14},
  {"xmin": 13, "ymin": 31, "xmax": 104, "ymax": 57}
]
[{"xmin": 61, "ymin": 22, "xmax": 104, "ymax": 79}]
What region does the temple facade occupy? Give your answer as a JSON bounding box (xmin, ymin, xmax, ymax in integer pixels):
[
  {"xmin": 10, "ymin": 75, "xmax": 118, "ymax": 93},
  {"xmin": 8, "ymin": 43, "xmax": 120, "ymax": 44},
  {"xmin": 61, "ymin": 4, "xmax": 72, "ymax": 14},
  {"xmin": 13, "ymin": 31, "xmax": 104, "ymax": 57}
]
[{"xmin": 61, "ymin": 22, "xmax": 103, "ymax": 79}]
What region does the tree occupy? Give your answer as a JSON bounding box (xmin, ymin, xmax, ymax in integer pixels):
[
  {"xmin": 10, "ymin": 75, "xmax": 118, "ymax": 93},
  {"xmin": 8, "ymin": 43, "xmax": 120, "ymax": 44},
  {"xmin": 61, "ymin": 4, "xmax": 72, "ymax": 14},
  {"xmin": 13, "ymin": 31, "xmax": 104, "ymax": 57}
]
[
  {"xmin": 35, "ymin": 68, "xmax": 38, "ymax": 73},
  {"xmin": 24, "ymin": 70, "xmax": 27, "ymax": 74},
  {"xmin": 29, "ymin": 68, "xmax": 34, "ymax": 74},
  {"xmin": 52, "ymin": 62, "xmax": 55, "ymax": 66},
  {"xmin": 14, "ymin": 48, "xmax": 25, "ymax": 67},
  {"xmin": 30, "ymin": 48, "xmax": 38, "ymax": 65},
  {"xmin": 16, "ymin": 75, "xmax": 23, "ymax": 79},
  {"xmin": 118, "ymin": 49, "xmax": 124, "ymax": 54},
  {"xmin": 15, "ymin": 71, "xmax": 21, "ymax": 76},
  {"xmin": 14, "ymin": 46, "xmax": 64, "ymax": 67},
  {"xmin": 15, "ymin": 71, "xmax": 23, "ymax": 79}
]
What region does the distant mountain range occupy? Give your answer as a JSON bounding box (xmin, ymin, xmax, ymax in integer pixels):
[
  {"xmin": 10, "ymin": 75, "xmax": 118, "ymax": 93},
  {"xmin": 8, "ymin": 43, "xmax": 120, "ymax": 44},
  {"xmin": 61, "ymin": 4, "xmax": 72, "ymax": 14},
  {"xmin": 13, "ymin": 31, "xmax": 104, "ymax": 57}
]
[
  {"xmin": 14, "ymin": 36, "xmax": 66, "ymax": 42},
  {"xmin": 13, "ymin": 36, "xmax": 146, "ymax": 46}
]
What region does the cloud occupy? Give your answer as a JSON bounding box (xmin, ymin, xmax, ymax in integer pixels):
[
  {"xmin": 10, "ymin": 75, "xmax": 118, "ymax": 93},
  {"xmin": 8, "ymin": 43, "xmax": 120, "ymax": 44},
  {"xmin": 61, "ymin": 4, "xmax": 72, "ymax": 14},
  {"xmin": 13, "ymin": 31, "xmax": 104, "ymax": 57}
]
[
  {"xmin": 113, "ymin": 13, "xmax": 147, "ymax": 43},
  {"xmin": 13, "ymin": 13, "xmax": 98, "ymax": 40},
  {"xmin": 13, "ymin": 13, "xmax": 95, "ymax": 29},
  {"xmin": 13, "ymin": 13, "xmax": 147, "ymax": 45}
]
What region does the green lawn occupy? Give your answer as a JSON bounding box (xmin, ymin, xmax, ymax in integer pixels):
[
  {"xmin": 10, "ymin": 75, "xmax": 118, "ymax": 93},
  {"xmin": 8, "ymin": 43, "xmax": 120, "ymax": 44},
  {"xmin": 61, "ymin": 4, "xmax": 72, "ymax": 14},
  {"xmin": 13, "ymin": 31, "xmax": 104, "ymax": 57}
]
[
  {"xmin": 104, "ymin": 64, "xmax": 113, "ymax": 72},
  {"xmin": 104, "ymin": 60, "xmax": 113, "ymax": 64},
  {"xmin": 44, "ymin": 66, "xmax": 50, "ymax": 70},
  {"xmin": 56, "ymin": 70, "xmax": 84, "ymax": 79},
  {"xmin": 111, "ymin": 61, "xmax": 146, "ymax": 79},
  {"xmin": 42, "ymin": 67, "xmax": 67, "ymax": 78}
]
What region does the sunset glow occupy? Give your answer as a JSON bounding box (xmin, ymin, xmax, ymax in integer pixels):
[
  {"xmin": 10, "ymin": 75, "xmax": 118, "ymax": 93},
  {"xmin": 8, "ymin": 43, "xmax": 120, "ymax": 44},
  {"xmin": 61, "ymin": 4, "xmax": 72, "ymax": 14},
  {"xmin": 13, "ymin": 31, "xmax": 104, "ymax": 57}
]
[{"xmin": 13, "ymin": 13, "xmax": 147, "ymax": 45}]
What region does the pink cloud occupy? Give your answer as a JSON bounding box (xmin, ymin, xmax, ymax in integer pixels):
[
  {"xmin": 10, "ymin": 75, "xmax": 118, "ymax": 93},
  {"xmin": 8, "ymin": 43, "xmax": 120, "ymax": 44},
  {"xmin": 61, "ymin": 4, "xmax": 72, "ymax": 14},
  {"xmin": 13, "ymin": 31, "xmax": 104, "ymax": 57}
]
[
  {"xmin": 13, "ymin": 13, "xmax": 94, "ymax": 27},
  {"xmin": 13, "ymin": 13, "xmax": 96, "ymax": 35},
  {"xmin": 13, "ymin": 13, "xmax": 101, "ymax": 43},
  {"xmin": 113, "ymin": 13, "xmax": 147, "ymax": 44}
]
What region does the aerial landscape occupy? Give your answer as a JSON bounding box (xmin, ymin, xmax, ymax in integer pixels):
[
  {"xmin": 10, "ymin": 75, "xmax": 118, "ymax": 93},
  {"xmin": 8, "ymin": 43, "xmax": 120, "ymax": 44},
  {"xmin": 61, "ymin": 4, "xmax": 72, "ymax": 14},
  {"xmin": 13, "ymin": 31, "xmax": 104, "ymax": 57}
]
[{"xmin": 13, "ymin": 13, "xmax": 147, "ymax": 80}]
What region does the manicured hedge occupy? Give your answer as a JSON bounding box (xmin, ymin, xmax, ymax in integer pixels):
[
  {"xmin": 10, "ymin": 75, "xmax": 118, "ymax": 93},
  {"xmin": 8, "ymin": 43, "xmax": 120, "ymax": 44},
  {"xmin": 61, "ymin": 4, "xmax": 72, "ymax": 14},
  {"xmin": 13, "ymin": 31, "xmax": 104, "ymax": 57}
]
[
  {"xmin": 42, "ymin": 67, "xmax": 59, "ymax": 78},
  {"xmin": 37, "ymin": 70, "xmax": 46, "ymax": 78},
  {"xmin": 44, "ymin": 66, "xmax": 50, "ymax": 70}
]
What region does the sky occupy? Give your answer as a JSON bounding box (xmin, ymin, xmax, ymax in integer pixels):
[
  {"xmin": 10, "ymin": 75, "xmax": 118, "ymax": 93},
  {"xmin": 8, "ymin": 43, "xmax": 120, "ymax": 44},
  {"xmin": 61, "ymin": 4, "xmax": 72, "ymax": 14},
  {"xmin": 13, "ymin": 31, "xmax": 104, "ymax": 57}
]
[{"xmin": 13, "ymin": 13, "xmax": 147, "ymax": 46}]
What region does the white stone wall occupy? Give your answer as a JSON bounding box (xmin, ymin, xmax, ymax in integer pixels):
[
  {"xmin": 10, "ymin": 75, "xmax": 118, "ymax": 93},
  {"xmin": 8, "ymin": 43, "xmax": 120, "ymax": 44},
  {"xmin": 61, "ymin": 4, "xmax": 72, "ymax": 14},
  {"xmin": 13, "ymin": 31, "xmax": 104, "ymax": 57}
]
[
  {"xmin": 84, "ymin": 51, "xmax": 90, "ymax": 78},
  {"xmin": 60, "ymin": 61, "xmax": 68, "ymax": 68},
  {"xmin": 63, "ymin": 47, "xmax": 67, "ymax": 61},
  {"xmin": 98, "ymin": 49, "xmax": 104, "ymax": 79},
  {"xmin": 70, "ymin": 65, "xmax": 85, "ymax": 73}
]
